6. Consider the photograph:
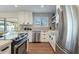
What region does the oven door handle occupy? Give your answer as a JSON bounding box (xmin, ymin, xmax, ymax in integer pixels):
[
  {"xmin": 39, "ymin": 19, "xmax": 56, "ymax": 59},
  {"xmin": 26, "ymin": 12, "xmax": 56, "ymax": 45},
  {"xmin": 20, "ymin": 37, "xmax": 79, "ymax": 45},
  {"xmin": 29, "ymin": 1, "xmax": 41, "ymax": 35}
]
[{"xmin": 15, "ymin": 40, "xmax": 26, "ymax": 48}]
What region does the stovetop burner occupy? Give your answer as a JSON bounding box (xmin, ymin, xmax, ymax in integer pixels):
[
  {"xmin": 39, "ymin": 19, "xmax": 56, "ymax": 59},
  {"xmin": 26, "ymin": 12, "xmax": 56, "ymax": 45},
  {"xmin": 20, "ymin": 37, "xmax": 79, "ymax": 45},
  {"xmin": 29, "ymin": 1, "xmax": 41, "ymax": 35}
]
[{"xmin": 12, "ymin": 33, "xmax": 28, "ymax": 45}]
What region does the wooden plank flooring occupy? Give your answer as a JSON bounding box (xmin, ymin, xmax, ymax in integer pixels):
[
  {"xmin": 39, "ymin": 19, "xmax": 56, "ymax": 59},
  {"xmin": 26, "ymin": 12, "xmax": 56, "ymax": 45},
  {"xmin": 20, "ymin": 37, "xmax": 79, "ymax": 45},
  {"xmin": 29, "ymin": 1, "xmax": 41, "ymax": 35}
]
[{"xmin": 28, "ymin": 42, "xmax": 54, "ymax": 54}]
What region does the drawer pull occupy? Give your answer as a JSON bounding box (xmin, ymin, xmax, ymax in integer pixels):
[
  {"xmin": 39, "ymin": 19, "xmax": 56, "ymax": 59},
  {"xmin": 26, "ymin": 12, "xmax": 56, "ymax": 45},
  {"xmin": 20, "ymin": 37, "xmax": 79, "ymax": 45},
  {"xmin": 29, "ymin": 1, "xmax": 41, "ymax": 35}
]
[
  {"xmin": 1, "ymin": 46, "xmax": 9, "ymax": 51},
  {"xmin": 51, "ymin": 38, "xmax": 53, "ymax": 40}
]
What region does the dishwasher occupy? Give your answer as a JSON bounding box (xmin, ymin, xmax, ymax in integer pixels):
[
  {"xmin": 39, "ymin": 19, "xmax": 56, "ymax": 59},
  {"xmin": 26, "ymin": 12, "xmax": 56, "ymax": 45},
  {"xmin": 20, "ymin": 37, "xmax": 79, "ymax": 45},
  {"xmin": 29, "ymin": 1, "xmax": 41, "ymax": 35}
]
[{"xmin": 32, "ymin": 31, "xmax": 40, "ymax": 43}]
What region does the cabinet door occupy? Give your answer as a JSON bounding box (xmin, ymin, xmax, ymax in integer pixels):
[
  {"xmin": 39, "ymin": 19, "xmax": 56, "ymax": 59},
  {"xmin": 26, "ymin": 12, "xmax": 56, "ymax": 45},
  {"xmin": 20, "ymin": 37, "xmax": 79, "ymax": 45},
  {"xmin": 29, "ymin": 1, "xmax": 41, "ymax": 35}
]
[
  {"xmin": 28, "ymin": 31, "xmax": 32, "ymax": 42},
  {"xmin": 48, "ymin": 31, "xmax": 57, "ymax": 51},
  {"xmin": 40, "ymin": 31, "xmax": 49, "ymax": 42},
  {"xmin": 0, "ymin": 43, "xmax": 11, "ymax": 54}
]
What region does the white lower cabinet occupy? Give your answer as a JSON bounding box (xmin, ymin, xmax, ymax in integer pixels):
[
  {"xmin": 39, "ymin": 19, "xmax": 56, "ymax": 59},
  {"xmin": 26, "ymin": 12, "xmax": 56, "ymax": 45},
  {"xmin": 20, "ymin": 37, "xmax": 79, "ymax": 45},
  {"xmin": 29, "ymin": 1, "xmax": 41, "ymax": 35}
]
[
  {"xmin": 28, "ymin": 31, "xmax": 32, "ymax": 42},
  {"xmin": 0, "ymin": 40, "xmax": 12, "ymax": 54},
  {"xmin": 49, "ymin": 36, "xmax": 56, "ymax": 51},
  {"xmin": 48, "ymin": 30, "xmax": 57, "ymax": 51},
  {"xmin": 40, "ymin": 31, "xmax": 49, "ymax": 42}
]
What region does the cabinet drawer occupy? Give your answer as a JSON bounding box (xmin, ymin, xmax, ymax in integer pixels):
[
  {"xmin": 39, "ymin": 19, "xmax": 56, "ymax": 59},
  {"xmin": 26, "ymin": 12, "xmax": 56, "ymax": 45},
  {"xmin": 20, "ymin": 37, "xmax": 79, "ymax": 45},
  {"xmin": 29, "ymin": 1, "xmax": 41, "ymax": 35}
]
[{"xmin": 0, "ymin": 43, "xmax": 11, "ymax": 54}]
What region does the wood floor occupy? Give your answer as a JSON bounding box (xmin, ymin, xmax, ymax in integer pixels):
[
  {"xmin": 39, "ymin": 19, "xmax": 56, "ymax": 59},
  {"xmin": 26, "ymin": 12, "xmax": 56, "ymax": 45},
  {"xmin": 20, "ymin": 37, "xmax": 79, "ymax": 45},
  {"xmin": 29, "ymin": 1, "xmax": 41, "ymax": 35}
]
[{"xmin": 28, "ymin": 42, "xmax": 54, "ymax": 54}]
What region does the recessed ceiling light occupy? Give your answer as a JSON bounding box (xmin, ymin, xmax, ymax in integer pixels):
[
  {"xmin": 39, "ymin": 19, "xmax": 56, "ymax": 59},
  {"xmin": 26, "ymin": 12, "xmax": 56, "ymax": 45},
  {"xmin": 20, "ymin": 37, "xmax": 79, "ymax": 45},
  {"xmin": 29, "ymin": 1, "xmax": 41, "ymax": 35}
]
[
  {"xmin": 41, "ymin": 5, "xmax": 44, "ymax": 8},
  {"xmin": 14, "ymin": 5, "xmax": 18, "ymax": 8}
]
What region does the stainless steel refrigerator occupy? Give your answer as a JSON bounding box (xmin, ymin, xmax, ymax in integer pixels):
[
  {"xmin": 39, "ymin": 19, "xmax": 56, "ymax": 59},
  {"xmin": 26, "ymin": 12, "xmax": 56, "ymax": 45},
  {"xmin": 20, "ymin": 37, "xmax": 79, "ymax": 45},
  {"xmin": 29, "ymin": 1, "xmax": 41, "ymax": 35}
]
[{"xmin": 56, "ymin": 5, "xmax": 79, "ymax": 54}]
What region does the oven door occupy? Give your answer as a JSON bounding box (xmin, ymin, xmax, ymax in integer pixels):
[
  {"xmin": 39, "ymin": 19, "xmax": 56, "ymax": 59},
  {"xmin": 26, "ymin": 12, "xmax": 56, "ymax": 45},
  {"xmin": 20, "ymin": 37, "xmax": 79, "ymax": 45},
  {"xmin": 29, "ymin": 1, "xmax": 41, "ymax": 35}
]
[{"xmin": 14, "ymin": 40, "xmax": 27, "ymax": 54}]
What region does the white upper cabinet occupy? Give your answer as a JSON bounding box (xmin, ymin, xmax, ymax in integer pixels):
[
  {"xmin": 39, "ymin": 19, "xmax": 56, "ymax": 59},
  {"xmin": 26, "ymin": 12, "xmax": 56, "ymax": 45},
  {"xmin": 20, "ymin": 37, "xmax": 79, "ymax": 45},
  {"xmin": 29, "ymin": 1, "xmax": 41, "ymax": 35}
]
[
  {"xmin": 17, "ymin": 12, "xmax": 33, "ymax": 25},
  {"xmin": 25, "ymin": 12, "xmax": 33, "ymax": 25},
  {"xmin": 0, "ymin": 11, "xmax": 33, "ymax": 25}
]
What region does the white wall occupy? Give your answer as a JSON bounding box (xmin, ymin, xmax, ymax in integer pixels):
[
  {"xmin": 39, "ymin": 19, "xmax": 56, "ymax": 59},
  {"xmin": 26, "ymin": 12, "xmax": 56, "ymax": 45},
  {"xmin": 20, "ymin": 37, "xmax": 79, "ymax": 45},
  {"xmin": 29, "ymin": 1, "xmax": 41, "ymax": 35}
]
[
  {"xmin": 0, "ymin": 11, "xmax": 33, "ymax": 25},
  {"xmin": 0, "ymin": 12, "xmax": 17, "ymax": 18},
  {"xmin": 17, "ymin": 11, "xmax": 33, "ymax": 24}
]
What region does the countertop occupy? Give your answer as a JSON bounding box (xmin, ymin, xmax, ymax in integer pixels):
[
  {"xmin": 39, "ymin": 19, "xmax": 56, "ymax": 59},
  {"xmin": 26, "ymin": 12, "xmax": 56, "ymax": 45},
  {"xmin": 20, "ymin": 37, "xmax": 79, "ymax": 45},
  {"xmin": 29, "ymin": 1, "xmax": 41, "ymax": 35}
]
[
  {"xmin": 5, "ymin": 33, "xmax": 18, "ymax": 40},
  {"xmin": 0, "ymin": 32, "xmax": 18, "ymax": 40},
  {"xmin": 0, "ymin": 32, "xmax": 28, "ymax": 40},
  {"xmin": 0, "ymin": 40, "xmax": 12, "ymax": 47}
]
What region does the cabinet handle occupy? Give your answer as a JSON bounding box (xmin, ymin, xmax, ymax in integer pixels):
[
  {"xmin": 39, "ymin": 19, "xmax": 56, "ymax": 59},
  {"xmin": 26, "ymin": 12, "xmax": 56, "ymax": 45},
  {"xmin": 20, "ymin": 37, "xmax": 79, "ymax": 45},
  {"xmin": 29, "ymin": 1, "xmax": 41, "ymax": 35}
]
[
  {"xmin": 1, "ymin": 46, "xmax": 9, "ymax": 51},
  {"xmin": 51, "ymin": 38, "xmax": 53, "ymax": 40}
]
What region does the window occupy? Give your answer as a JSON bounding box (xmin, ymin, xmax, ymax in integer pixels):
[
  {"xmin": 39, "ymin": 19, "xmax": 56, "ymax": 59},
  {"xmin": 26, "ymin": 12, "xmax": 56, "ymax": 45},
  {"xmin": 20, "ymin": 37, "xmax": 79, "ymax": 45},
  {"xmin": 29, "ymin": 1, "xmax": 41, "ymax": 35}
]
[
  {"xmin": 6, "ymin": 22, "xmax": 16, "ymax": 32},
  {"xmin": 34, "ymin": 17, "xmax": 41, "ymax": 26},
  {"xmin": 33, "ymin": 16, "xmax": 48, "ymax": 27},
  {"xmin": 0, "ymin": 20, "xmax": 4, "ymax": 33},
  {"xmin": 0, "ymin": 18, "xmax": 17, "ymax": 34}
]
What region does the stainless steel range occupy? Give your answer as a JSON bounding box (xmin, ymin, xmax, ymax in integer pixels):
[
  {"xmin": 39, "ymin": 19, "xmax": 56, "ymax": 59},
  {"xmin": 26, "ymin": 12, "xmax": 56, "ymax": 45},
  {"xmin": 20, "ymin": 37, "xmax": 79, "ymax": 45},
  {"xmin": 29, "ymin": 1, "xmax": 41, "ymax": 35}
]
[{"xmin": 11, "ymin": 33, "xmax": 28, "ymax": 54}]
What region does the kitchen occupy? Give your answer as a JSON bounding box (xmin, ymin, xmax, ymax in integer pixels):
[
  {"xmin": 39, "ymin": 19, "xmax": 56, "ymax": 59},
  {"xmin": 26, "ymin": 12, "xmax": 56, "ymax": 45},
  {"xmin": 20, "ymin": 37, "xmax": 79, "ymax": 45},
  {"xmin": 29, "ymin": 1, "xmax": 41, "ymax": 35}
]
[
  {"xmin": 0, "ymin": 5, "xmax": 56, "ymax": 54},
  {"xmin": 0, "ymin": 5, "xmax": 79, "ymax": 54}
]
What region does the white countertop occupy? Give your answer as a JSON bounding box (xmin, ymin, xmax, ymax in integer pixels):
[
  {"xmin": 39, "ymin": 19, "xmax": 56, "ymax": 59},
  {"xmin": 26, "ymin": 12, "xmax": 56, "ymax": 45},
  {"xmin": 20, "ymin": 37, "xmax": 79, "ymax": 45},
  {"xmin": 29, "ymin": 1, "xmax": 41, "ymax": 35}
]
[
  {"xmin": 5, "ymin": 33, "xmax": 18, "ymax": 40},
  {"xmin": 0, "ymin": 33, "xmax": 18, "ymax": 40},
  {"xmin": 0, "ymin": 32, "xmax": 28, "ymax": 40},
  {"xmin": 0, "ymin": 40, "xmax": 12, "ymax": 47}
]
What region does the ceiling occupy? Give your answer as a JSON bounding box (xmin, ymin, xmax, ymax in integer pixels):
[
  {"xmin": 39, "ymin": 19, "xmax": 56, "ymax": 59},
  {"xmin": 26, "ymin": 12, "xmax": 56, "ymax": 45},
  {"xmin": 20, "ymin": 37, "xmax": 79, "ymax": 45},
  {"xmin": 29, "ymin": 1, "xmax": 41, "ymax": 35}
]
[{"xmin": 0, "ymin": 5, "xmax": 56, "ymax": 13}]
